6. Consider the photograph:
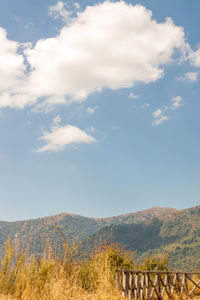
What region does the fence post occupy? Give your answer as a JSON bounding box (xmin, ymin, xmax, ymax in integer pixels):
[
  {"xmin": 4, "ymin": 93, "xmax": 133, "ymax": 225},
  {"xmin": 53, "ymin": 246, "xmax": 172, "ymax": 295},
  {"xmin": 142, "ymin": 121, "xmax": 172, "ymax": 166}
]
[
  {"xmin": 122, "ymin": 271, "xmax": 128, "ymax": 297},
  {"xmin": 116, "ymin": 270, "xmax": 120, "ymax": 292}
]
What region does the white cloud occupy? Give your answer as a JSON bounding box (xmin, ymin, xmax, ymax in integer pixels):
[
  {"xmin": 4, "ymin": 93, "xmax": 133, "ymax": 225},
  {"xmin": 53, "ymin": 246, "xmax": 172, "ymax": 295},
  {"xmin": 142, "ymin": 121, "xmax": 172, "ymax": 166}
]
[
  {"xmin": 31, "ymin": 96, "xmax": 66, "ymax": 113},
  {"xmin": 87, "ymin": 107, "xmax": 95, "ymax": 114},
  {"xmin": 178, "ymin": 71, "xmax": 198, "ymax": 82},
  {"xmin": 152, "ymin": 108, "xmax": 168, "ymax": 126},
  {"xmin": 171, "ymin": 96, "xmax": 184, "ymax": 109},
  {"xmin": 49, "ymin": 1, "xmax": 72, "ymax": 22},
  {"xmin": 153, "ymin": 115, "xmax": 168, "ymax": 126},
  {"xmin": 86, "ymin": 106, "xmax": 98, "ymax": 114},
  {"xmin": 0, "ymin": 1, "xmax": 188, "ymax": 110},
  {"xmin": 35, "ymin": 122, "xmax": 95, "ymax": 152},
  {"xmin": 189, "ymin": 48, "xmax": 200, "ymax": 67},
  {"xmin": 185, "ymin": 72, "xmax": 198, "ymax": 81},
  {"xmin": 152, "ymin": 108, "xmax": 162, "ymax": 118},
  {"xmin": 128, "ymin": 92, "xmax": 140, "ymax": 99},
  {"xmin": 0, "ymin": 28, "xmax": 28, "ymax": 108}
]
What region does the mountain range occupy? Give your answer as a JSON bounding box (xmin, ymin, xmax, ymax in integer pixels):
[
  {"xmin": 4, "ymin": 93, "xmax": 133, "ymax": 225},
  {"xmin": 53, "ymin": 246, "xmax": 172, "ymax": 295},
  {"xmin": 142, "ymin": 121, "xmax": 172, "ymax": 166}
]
[{"xmin": 0, "ymin": 206, "xmax": 200, "ymax": 270}]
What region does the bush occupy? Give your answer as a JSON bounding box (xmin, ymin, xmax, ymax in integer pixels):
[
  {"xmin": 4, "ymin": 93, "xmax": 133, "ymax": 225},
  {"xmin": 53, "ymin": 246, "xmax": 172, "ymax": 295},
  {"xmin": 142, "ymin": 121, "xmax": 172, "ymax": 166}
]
[{"xmin": 0, "ymin": 238, "xmax": 169, "ymax": 299}]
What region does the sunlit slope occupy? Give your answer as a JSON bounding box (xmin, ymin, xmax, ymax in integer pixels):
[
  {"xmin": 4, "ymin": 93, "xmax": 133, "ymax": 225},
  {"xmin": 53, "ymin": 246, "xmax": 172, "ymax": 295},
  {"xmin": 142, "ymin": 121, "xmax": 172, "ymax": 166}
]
[
  {"xmin": 0, "ymin": 207, "xmax": 175, "ymax": 252},
  {"xmin": 82, "ymin": 206, "xmax": 200, "ymax": 270}
]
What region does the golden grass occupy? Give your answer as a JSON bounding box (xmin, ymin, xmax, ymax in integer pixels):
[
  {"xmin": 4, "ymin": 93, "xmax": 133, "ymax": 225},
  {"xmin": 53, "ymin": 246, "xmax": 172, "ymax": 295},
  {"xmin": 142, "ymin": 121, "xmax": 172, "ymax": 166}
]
[
  {"xmin": 0, "ymin": 237, "xmax": 133, "ymax": 300},
  {"xmin": 0, "ymin": 237, "xmax": 198, "ymax": 300}
]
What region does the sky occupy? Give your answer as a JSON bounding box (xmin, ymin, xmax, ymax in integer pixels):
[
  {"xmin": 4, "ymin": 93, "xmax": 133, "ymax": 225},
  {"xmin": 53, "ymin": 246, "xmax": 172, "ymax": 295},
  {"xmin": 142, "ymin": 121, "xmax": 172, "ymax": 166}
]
[{"xmin": 0, "ymin": 0, "xmax": 200, "ymax": 221}]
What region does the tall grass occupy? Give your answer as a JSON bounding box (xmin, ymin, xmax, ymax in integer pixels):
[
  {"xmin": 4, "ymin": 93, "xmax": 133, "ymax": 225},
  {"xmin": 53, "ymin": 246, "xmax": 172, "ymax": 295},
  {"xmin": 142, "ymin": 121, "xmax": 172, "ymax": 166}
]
[{"xmin": 0, "ymin": 236, "xmax": 170, "ymax": 300}]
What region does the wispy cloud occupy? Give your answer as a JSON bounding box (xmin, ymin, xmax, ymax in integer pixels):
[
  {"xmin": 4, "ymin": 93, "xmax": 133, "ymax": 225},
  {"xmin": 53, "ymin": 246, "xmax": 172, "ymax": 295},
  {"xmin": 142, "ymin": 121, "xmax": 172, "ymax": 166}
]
[
  {"xmin": 140, "ymin": 103, "xmax": 150, "ymax": 109},
  {"xmin": 74, "ymin": 2, "xmax": 80, "ymax": 9},
  {"xmin": 152, "ymin": 109, "xmax": 162, "ymax": 119},
  {"xmin": 86, "ymin": 106, "xmax": 98, "ymax": 114},
  {"xmin": 189, "ymin": 48, "xmax": 200, "ymax": 67},
  {"xmin": 35, "ymin": 118, "xmax": 95, "ymax": 152},
  {"xmin": 153, "ymin": 115, "xmax": 168, "ymax": 126},
  {"xmin": 178, "ymin": 72, "xmax": 198, "ymax": 82},
  {"xmin": 128, "ymin": 92, "xmax": 140, "ymax": 99},
  {"xmin": 49, "ymin": 1, "xmax": 72, "ymax": 22},
  {"xmin": 171, "ymin": 96, "xmax": 184, "ymax": 109},
  {"xmin": 89, "ymin": 126, "xmax": 96, "ymax": 132},
  {"xmin": 53, "ymin": 114, "xmax": 61, "ymax": 125},
  {"xmin": 152, "ymin": 109, "xmax": 168, "ymax": 126}
]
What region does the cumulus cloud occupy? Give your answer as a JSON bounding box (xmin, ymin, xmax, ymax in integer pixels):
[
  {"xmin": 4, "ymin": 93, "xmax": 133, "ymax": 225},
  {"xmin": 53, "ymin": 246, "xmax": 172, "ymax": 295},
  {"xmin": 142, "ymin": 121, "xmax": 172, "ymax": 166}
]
[
  {"xmin": 0, "ymin": 29, "xmax": 24, "ymax": 86},
  {"xmin": 0, "ymin": 1, "xmax": 187, "ymax": 110},
  {"xmin": 152, "ymin": 109, "xmax": 168, "ymax": 126},
  {"xmin": 35, "ymin": 121, "xmax": 95, "ymax": 152},
  {"xmin": 25, "ymin": 2, "xmax": 185, "ymax": 103},
  {"xmin": 0, "ymin": 28, "xmax": 29, "ymax": 108},
  {"xmin": 49, "ymin": 1, "xmax": 72, "ymax": 22},
  {"xmin": 171, "ymin": 96, "xmax": 184, "ymax": 109}
]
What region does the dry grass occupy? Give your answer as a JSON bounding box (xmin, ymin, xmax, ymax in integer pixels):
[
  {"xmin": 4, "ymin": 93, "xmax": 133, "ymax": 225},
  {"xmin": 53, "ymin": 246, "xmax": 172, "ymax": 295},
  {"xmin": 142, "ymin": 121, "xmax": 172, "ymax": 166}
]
[
  {"xmin": 0, "ymin": 237, "xmax": 134, "ymax": 300},
  {"xmin": 0, "ymin": 237, "xmax": 199, "ymax": 300}
]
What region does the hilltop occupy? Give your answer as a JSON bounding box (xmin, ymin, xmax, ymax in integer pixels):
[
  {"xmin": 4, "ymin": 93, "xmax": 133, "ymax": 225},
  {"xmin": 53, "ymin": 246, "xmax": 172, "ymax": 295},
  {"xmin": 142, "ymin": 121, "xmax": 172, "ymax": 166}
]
[
  {"xmin": 2, "ymin": 205, "xmax": 200, "ymax": 270},
  {"xmin": 0, "ymin": 207, "xmax": 175, "ymax": 253}
]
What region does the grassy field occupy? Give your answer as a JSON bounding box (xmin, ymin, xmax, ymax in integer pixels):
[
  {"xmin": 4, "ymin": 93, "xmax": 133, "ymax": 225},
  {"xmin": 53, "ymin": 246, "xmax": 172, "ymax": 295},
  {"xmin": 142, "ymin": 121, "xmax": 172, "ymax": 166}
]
[{"xmin": 0, "ymin": 237, "xmax": 199, "ymax": 300}]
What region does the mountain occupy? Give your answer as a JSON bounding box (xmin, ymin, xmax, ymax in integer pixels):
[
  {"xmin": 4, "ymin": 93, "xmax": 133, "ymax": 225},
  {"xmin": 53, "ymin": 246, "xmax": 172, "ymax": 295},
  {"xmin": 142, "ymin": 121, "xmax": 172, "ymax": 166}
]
[
  {"xmin": 0, "ymin": 207, "xmax": 175, "ymax": 254},
  {"xmin": 81, "ymin": 206, "xmax": 200, "ymax": 271}
]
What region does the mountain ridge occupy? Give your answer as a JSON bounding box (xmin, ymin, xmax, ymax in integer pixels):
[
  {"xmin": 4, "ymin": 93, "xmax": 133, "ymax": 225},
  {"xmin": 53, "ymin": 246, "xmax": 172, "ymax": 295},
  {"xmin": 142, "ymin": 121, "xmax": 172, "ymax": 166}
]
[
  {"xmin": 1, "ymin": 205, "xmax": 199, "ymax": 270},
  {"xmin": 0, "ymin": 206, "xmax": 175, "ymax": 253},
  {"xmin": 0, "ymin": 206, "xmax": 177, "ymax": 223},
  {"xmin": 81, "ymin": 205, "xmax": 200, "ymax": 270}
]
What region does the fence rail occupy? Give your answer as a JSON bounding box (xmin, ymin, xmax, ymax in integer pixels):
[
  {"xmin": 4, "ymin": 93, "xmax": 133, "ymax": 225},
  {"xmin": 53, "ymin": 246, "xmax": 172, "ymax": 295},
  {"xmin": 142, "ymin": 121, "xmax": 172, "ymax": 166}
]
[{"xmin": 116, "ymin": 269, "xmax": 200, "ymax": 299}]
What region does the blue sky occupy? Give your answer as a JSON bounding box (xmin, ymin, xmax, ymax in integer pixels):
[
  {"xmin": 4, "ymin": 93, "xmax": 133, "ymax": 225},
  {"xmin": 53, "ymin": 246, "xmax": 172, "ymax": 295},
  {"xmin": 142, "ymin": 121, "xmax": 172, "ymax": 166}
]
[{"xmin": 0, "ymin": 0, "xmax": 200, "ymax": 220}]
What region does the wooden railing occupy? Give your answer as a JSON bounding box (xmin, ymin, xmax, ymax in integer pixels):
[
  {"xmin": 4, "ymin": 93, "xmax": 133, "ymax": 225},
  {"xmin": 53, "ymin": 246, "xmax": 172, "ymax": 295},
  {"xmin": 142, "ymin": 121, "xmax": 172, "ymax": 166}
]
[{"xmin": 116, "ymin": 269, "xmax": 200, "ymax": 299}]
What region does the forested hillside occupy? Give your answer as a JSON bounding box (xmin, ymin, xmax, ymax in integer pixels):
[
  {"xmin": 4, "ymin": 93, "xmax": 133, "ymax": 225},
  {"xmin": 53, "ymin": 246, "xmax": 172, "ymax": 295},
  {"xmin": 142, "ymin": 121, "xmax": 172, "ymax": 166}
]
[
  {"xmin": 0, "ymin": 207, "xmax": 174, "ymax": 253},
  {"xmin": 1, "ymin": 206, "xmax": 200, "ymax": 270},
  {"xmin": 82, "ymin": 206, "xmax": 200, "ymax": 270}
]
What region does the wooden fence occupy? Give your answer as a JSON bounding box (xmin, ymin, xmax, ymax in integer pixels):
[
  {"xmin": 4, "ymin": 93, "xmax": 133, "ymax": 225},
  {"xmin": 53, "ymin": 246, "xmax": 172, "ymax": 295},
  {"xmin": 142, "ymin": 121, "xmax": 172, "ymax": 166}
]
[{"xmin": 116, "ymin": 269, "xmax": 200, "ymax": 299}]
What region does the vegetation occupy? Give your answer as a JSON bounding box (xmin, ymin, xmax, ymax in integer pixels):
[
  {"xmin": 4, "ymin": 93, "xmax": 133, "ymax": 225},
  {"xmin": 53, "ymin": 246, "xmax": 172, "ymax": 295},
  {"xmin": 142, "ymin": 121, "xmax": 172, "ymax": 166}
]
[
  {"xmin": 0, "ymin": 237, "xmax": 169, "ymax": 300},
  {"xmin": 0, "ymin": 207, "xmax": 174, "ymax": 255},
  {"xmin": 82, "ymin": 206, "xmax": 200, "ymax": 271},
  {"xmin": 0, "ymin": 206, "xmax": 200, "ymax": 273},
  {"xmin": 0, "ymin": 206, "xmax": 199, "ymax": 299}
]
